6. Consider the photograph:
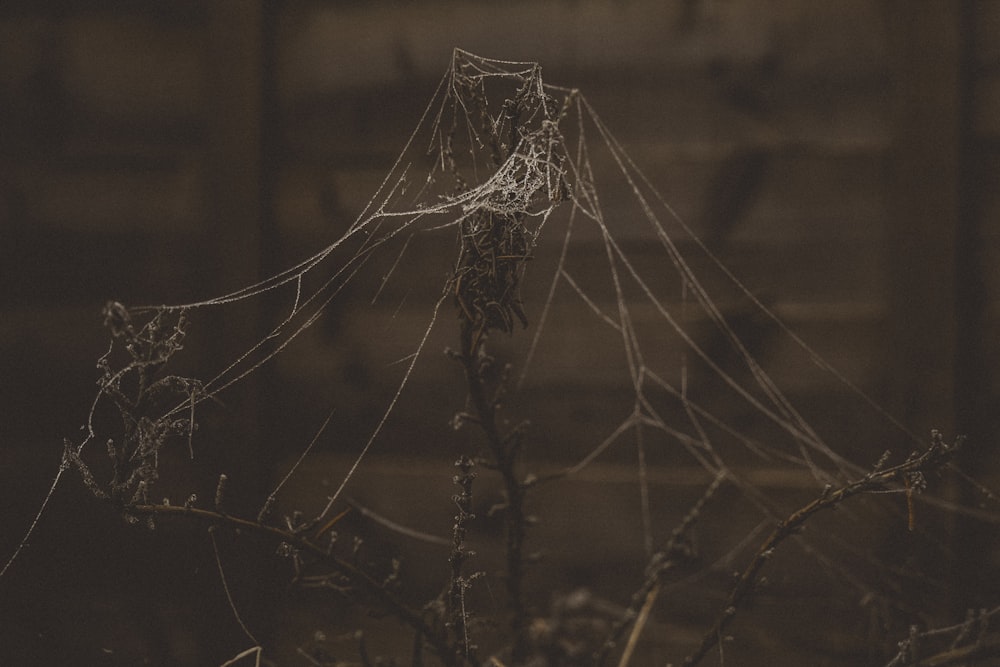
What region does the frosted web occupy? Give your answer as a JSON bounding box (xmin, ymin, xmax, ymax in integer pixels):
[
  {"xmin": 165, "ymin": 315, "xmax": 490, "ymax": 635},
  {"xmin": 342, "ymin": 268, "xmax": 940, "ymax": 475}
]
[{"xmin": 5, "ymin": 48, "xmax": 996, "ymax": 664}]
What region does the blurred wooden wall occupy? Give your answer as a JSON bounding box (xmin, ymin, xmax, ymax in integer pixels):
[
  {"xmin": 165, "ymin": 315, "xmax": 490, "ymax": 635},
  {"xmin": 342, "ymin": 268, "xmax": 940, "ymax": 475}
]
[{"xmin": 1, "ymin": 1, "xmax": 997, "ymax": 665}]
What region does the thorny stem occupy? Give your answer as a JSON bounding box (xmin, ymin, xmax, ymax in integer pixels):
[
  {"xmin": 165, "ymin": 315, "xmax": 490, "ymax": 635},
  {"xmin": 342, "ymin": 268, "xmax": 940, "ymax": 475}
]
[
  {"xmin": 446, "ymin": 456, "xmax": 479, "ymax": 663},
  {"xmin": 126, "ymin": 502, "xmax": 455, "ymax": 664},
  {"xmin": 596, "ymin": 472, "xmax": 725, "ymax": 665},
  {"xmin": 681, "ymin": 431, "xmax": 963, "ymax": 667},
  {"xmin": 459, "ymin": 318, "xmax": 531, "ymax": 661}
]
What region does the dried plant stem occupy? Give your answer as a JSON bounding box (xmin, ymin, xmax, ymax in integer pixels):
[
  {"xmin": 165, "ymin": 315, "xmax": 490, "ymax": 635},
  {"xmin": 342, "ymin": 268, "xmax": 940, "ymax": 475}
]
[
  {"xmin": 459, "ymin": 320, "xmax": 530, "ymax": 661},
  {"xmin": 597, "ymin": 472, "xmax": 724, "ymax": 665},
  {"xmin": 616, "ymin": 582, "xmax": 660, "ymax": 667},
  {"xmin": 218, "ymin": 646, "xmax": 262, "ymax": 667},
  {"xmin": 446, "ymin": 455, "xmax": 479, "ymax": 664},
  {"xmin": 126, "ymin": 502, "xmax": 454, "ymax": 663},
  {"xmin": 682, "ymin": 432, "xmax": 962, "ymax": 667}
]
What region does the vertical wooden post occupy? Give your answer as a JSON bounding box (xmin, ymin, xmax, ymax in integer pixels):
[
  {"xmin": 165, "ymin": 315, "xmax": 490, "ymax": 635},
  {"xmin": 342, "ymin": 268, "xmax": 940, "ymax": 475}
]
[
  {"xmin": 884, "ymin": 1, "xmax": 985, "ymax": 616},
  {"xmin": 205, "ymin": 0, "xmax": 265, "ymax": 388},
  {"xmin": 883, "ymin": 2, "xmax": 960, "ymax": 445},
  {"xmin": 952, "ymin": 1, "xmax": 999, "ymax": 613},
  {"xmin": 204, "ymin": 0, "xmax": 280, "ymax": 485},
  {"xmin": 204, "ymin": 0, "xmax": 277, "ymax": 642},
  {"xmin": 207, "ymin": 3, "xmax": 264, "ymax": 296}
]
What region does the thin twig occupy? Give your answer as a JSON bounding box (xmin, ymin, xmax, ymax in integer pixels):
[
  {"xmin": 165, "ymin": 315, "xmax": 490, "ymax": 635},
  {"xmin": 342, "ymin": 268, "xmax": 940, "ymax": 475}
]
[
  {"xmin": 217, "ymin": 645, "xmax": 262, "ymax": 667},
  {"xmin": 127, "ymin": 502, "xmax": 453, "ymax": 662},
  {"xmin": 616, "ymin": 582, "xmax": 660, "ymax": 667},
  {"xmin": 597, "ymin": 471, "xmax": 724, "ymax": 665},
  {"xmin": 888, "ymin": 637, "xmax": 1000, "ymax": 667}
]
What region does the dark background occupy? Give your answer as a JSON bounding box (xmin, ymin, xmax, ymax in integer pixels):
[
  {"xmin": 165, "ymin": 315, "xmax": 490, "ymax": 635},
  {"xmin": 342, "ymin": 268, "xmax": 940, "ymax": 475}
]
[{"xmin": 1, "ymin": 1, "xmax": 998, "ymax": 665}]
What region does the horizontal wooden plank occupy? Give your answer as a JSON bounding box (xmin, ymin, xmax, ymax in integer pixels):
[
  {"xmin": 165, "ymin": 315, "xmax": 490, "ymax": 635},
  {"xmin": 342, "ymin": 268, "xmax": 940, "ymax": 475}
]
[
  {"xmin": 267, "ymin": 301, "xmax": 886, "ymax": 434},
  {"xmin": 282, "ymin": 75, "xmax": 891, "ymax": 166},
  {"xmin": 61, "ymin": 14, "xmax": 205, "ymax": 121},
  {"xmin": 278, "ymin": 0, "xmax": 887, "ymax": 95},
  {"xmin": 21, "ymin": 163, "xmax": 203, "ymax": 233},
  {"xmin": 281, "ymin": 149, "xmax": 886, "ymax": 248}
]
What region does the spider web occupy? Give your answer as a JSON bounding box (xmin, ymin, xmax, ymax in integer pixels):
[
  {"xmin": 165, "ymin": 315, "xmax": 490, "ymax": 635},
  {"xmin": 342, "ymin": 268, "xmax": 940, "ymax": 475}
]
[{"xmin": 5, "ymin": 48, "xmax": 993, "ymax": 662}]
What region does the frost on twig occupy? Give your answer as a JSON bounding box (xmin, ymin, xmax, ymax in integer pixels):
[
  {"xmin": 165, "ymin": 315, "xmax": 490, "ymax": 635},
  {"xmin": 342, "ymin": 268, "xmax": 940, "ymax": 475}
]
[
  {"xmin": 882, "ymin": 605, "xmax": 1000, "ymax": 666},
  {"xmin": 441, "ymin": 456, "xmax": 483, "ymax": 664},
  {"xmin": 69, "ymin": 302, "xmax": 203, "ymax": 508}
]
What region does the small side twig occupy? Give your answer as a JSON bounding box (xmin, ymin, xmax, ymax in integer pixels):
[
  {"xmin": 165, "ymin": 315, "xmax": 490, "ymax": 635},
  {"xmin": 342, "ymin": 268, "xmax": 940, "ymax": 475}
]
[
  {"xmin": 887, "ymin": 636, "xmax": 1000, "ymax": 667},
  {"xmin": 884, "ymin": 605, "xmax": 1000, "ymax": 667}
]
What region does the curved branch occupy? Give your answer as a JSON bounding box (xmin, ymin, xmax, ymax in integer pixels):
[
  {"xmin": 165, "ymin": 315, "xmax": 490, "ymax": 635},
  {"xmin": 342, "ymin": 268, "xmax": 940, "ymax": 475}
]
[
  {"xmin": 682, "ymin": 432, "xmax": 962, "ymax": 667},
  {"xmin": 126, "ymin": 502, "xmax": 454, "ymax": 663}
]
